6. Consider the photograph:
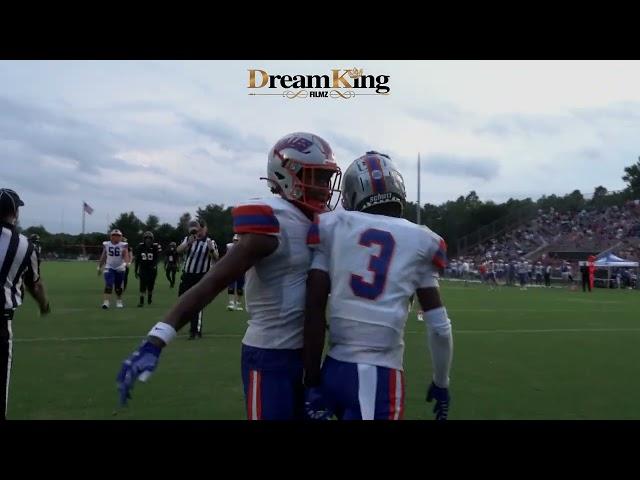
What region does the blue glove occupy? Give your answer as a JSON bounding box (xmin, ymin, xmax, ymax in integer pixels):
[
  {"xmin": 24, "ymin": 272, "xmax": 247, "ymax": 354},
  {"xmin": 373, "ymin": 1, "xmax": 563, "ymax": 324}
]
[
  {"xmin": 426, "ymin": 381, "xmax": 450, "ymax": 420},
  {"xmin": 304, "ymin": 387, "xmax": 332, "ymax": 421},
  {"xmin": 116, "ymin": 340, "xmax": 162, "ymax": 407}
]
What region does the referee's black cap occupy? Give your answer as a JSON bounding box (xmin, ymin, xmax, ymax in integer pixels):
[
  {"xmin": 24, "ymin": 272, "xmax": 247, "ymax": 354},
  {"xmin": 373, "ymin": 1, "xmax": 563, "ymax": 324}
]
[{"xmin": 0, "ymin": 188, "xmax": 24, "ymax": 216}]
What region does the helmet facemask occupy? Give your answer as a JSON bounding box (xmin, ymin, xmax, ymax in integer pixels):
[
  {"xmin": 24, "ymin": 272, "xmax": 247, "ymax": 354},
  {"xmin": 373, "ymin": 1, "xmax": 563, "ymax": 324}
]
[{"xmin": 289, "ymin": 162, "xmax": 342, "ymax": 213}]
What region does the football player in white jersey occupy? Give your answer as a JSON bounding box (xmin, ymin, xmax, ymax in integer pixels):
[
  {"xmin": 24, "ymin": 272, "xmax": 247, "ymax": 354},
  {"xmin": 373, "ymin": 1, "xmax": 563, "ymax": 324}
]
[
  {"xmin": 97, "ymin": 229, "xmax": 130, "ymax": 309},
  {"xmin": 461, "ymin": 258, "xmax": 470, "ymax": 286},
  {"xmin": 517, "ymin": 259, "xmax": 529, "ymax": 290},
  {"xmin": 116, "ymin": 132, "xmax": 342, "ymax": 420},
  {"xmin": 486, "ymin": 260, "xmax": 498, "ymax": 290},
  {"xmin": 225, "ymin": 234, "xmax": 245, "ymax": 311},
  {"xmin": 534, "ymin": 261, "xmax": 543, "ymax": 285},
  {"xmin": 496, "ymin": 260, "xmax": 505, "ymax": 283},
  {"xmin": 303, "ymin": 152, "xmax": 453, "ymax": 420}
]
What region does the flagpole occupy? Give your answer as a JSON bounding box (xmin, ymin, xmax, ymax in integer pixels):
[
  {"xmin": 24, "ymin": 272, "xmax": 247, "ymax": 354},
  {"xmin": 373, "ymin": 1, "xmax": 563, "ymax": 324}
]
[
  {"xmin": 417, "ymin": 153, "xmax": 421, "ymax": 225},
  {"xmin": 81, "ymin": 202, "xmax": 86, "ymax": 259}
]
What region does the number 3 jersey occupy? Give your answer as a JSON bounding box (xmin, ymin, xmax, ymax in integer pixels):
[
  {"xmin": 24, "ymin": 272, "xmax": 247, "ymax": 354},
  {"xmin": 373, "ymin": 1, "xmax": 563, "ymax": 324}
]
[
  {"xmin": 103, "ymin": 241, "xmax": 128, "ymax": 272},
  {"xmin": 232, "ymin": 196, "xmax": 313, "ymax": 350},
  {"xmin": 308, "ymin": 210, "xmax": 447, "ymax": 371}
]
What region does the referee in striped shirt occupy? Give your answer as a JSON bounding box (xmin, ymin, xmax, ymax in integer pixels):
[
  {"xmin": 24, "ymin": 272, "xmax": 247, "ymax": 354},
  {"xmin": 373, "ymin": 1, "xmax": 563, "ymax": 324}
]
[
  {"xmin": 176, "ymin": 219, "xmax": 219, "ymax": 339},
  {"xmin": 0, "ymin": 188, "xmax": 50, "ymax": 420}
]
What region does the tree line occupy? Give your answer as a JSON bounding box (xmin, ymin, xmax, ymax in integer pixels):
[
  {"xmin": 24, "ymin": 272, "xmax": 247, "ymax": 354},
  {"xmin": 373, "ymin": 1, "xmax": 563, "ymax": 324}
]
[{"xmin": 20, "ymin": 158, "xmax": 640, "ymax": 257}]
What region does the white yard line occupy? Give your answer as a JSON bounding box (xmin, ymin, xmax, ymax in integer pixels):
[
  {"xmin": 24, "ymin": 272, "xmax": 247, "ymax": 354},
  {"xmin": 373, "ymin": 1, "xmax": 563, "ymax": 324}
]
[
  {"xmin": 14, "ymin": 333, "xmax": 243, "ymax": 343},
  {"xmin": 408, "ymin": 327, "xmax": 640, "ymax": 334},
  {"xmin": 14, "ymin": 327, "xmax": 640, "ymax": 343}
]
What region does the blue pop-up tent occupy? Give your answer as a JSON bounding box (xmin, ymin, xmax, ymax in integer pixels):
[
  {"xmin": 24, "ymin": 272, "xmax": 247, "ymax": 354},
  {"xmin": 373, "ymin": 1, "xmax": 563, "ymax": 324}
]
[
  {"xmin": 594, "ymin": 252, "xmax": 638, "ymax": 268},
  {"xmin": 579, "ymin": 253, "xmax": 639, "ymax": 288}
]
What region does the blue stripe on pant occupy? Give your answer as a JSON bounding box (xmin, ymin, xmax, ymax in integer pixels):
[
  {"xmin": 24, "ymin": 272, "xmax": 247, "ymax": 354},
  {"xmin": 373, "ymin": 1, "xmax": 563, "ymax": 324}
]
[
  {"xmin": 241, "ymin": 344, "xmax": 304, "ymax": 420},
  {"xmin": 320, "ymin": 356, "xmax": 405, "ymax": 420}
]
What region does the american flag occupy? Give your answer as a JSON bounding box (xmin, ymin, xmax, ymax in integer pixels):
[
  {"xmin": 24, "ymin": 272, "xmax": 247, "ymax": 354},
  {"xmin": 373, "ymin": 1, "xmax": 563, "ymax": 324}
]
[{"xmin": 83, "ymin": 202, "xmax": 94, "ymax": 215}]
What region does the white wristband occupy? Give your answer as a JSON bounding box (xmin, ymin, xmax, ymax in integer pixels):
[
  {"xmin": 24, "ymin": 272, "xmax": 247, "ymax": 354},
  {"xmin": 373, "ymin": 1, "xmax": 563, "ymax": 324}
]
[{"xmin": 148, "ymin": 322, "xmax": 177, "ymax": 345}]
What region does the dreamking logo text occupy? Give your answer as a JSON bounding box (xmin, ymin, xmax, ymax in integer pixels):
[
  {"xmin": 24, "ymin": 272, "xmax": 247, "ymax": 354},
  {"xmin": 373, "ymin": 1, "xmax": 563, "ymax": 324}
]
[{"xmin": 247, "ymin": 68, "xmax": 391, "ymax": 100}]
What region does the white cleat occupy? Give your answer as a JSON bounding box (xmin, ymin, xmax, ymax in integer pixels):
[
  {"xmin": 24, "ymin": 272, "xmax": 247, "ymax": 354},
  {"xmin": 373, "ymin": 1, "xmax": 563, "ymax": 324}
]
[
  {"xmin": 116, "ymin": 300, "xmax": 124, "ymax": 308},
  {"xmin": 234, "ymin": 304, "xmax": 244, "ymax": 311},
  {"xmin": 101, "ymin": 301, "xmax": 110, "ymax": 310},
  {"xmin": 227, "ymin": 302, "xmax": 235, "ymax": 311},
  {"xmin": 417, "ymin": 312, "xmax": 424, "ymax": 322}
]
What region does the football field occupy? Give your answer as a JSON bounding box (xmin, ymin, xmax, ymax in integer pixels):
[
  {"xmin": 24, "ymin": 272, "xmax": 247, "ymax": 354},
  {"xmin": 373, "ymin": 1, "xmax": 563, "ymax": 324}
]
[{"xmin": 8, "ymin": 261, "xmax": 640, "ymax": 420}]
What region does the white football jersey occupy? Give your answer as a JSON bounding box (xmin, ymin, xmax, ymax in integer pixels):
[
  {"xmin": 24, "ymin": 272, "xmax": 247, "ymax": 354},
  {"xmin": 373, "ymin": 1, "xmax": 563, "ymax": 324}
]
[
  {"xmin": 309, "ymin": 210, "xmax": 447, "ymax": 371},
  {"xmin": 103, "ymin": 241, "xmax": 128, "ymax": 271},
  {"xmin": 232, "ymin": 196, "xmax": 312, "ymax": 349}
]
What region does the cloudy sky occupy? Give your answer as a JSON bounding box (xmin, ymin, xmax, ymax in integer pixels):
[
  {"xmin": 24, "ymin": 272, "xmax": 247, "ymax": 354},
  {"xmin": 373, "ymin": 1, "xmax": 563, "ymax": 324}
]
[{"xmin": 2, "ymin": 60, "xmax": 640, "ymax": 234}]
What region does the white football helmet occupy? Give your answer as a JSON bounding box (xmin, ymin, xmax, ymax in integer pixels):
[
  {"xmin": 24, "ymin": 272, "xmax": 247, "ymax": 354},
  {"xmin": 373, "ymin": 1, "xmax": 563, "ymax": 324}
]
[{"xmin": 265, "ymin": 132, "xmax": 341, "ymax": 213}]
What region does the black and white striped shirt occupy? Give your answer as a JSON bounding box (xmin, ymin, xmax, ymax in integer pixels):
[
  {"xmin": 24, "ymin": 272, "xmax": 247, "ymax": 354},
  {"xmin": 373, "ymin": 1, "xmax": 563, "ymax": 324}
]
[
  {"xmin": 180, "ymin": 235, "xmax": 218, "ymax": 274},
  {"xmin": 0, "ymin": 222, "xmax": 40, "ymax": 311}
]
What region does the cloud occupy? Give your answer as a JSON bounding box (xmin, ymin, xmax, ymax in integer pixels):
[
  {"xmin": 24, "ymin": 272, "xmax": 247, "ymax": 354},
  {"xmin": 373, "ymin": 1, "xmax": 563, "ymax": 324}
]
[
  {"xmin": 475, "ymin": 113, "xmax": 567, "ymax": 137},
  {"xmin": 571, "ymin": 101, "xmax": 640, "ymax": 123},
  {"xmin": 6, "ymin": 61, "xmax": 640, "ymax": 235},
  {"xmin": 577, "ymin": 148, "xmax": 602, "ymax": 160},
  {"xmin": 406, "ymin": 103, "xmax": 469, "ymax": 127},
  {"xmin": 476, "ymin": 102, "xmax": 640, "ymax": 139},
  {"xmin": 180, "ymin": 115, "xmax": 270, "ymax": 155},
  {"xmin": 326, "ymin": 132, "xmax": 371, "ymax": 157},
  {"xmin": 422, "ymin": 154, "xmax": 500, "ymax": 181},
  {"xmin": 0, "ymin": 96, "xmax": 134, "ymax": 174},
  {"xmin": 0, "ymin": 96, "xmax": 264, "ymax": 232}
]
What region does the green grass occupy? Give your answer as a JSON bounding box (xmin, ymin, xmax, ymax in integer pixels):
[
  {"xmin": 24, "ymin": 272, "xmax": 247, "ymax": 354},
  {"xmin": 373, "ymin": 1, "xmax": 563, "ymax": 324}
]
[{"xmin": 8, "ymin": 262, "xmax": 640, "ymax": 419}]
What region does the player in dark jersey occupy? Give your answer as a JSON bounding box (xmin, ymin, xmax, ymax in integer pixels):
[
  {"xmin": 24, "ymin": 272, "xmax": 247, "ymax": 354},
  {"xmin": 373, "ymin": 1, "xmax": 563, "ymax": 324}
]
[
  {"xmin": 135, "ymin": 231, "xmax": 162, "ymax": 307},
  {"xmin": 164, "ymin": 241, "xmax": 179, "ymax": 288},
  {"xmin": 29, "ymin": 234, "xmax": 42, "ymax": 268}
]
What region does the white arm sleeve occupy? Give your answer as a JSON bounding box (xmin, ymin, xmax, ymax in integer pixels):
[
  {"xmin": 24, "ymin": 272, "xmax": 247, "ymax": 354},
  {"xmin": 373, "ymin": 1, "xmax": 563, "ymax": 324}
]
[
  {"xmin": 308, "ymin": 215, "xmax": 330, "ymax": 272},
  {"xmin": 310, "ymin": 247, "xmax": 329, "ymax": 272},
  {"xmin": 418, "ymin": 262, "xmax": 440, "ymax": 288},
  {"xmin": 424, "ymin": 307, "xmax": 453, "ymax": 388},
  {"xmin": 418, "ymin": 229, "xmax": 444, "ymax": 288}
]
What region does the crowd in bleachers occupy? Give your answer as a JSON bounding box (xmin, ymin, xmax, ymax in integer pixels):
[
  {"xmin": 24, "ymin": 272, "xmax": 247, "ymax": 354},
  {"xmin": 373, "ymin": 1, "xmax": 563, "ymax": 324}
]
[
  {"xmin": 537, "ymin": 201, "xmax": 640, "ymax": 250},
  {"xmin": 444, "ymin": 199, "xmax": 640, "ymax": 288},
  {"xmin": 461, "ymin": 199, "xmax": 640, "ymax": 266}
]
